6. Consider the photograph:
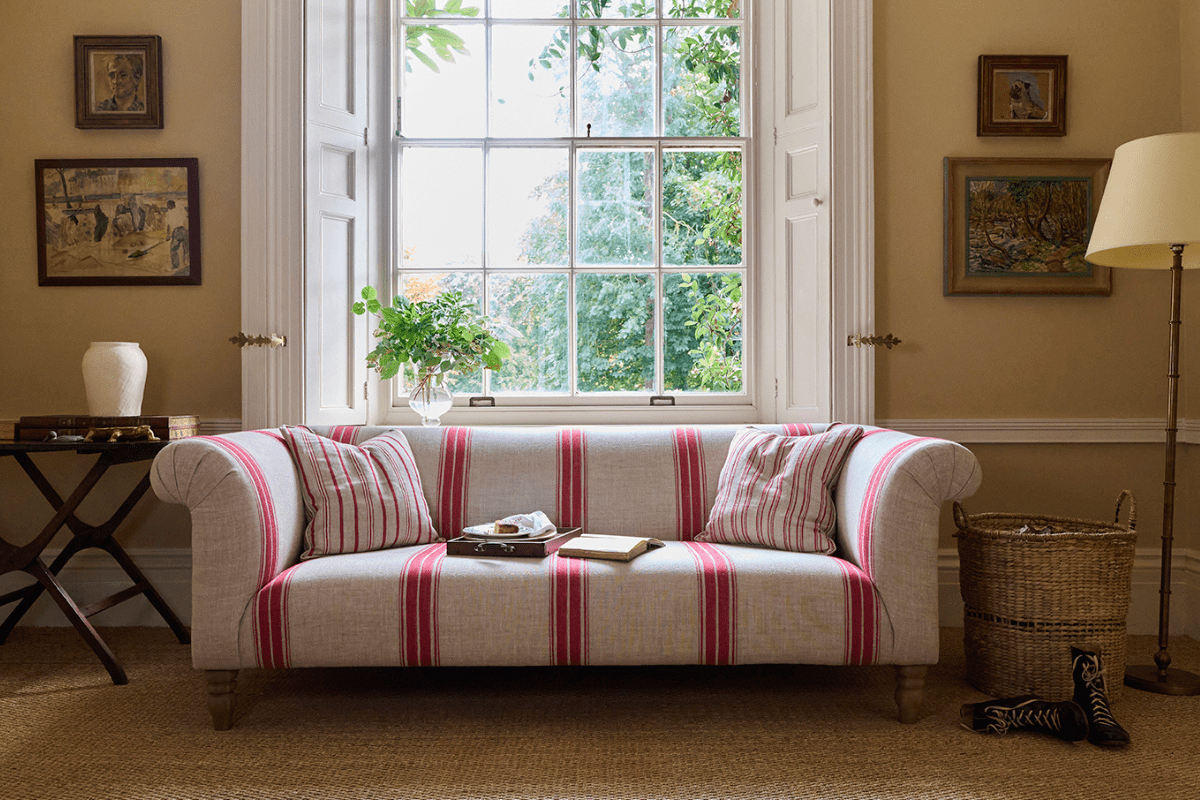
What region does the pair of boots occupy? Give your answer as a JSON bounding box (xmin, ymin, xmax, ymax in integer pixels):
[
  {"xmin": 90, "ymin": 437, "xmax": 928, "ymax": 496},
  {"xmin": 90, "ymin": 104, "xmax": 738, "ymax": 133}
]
[{"xmin": 961, "ymin": 645, "xmax": 1130, "ymax": 747}]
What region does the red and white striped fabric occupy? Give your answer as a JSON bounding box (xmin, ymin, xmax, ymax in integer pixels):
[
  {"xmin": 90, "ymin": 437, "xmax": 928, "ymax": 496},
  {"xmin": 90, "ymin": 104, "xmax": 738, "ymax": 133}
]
[
  {"xmin": 699, "ymin": 425, "xmax": 864, "ymax": 553},
  {"xmin": 281, "ymin": 426, "xmax": 438, "ymax": 560}
]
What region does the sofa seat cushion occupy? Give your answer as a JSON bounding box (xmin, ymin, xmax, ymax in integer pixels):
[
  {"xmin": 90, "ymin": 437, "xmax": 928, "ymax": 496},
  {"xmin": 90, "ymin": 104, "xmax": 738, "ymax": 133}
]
[{"xmin": 240, "ymin": 542, "xmax": 893, "ymax": 670}]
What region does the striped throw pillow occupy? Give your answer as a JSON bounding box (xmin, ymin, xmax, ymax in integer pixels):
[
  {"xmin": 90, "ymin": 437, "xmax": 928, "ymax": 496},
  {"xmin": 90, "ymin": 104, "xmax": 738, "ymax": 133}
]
[
  {"xmin": 698, "ymin": 425, "xmax": 864, "ymax": 553},
  {"xmin": 281, "ymin": 426, "xmax": 439, "ymax": 559}
]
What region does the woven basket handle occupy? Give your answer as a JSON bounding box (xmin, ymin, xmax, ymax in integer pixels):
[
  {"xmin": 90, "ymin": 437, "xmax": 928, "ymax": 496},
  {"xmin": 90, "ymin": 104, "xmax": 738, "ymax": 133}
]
[
  {"xmin": 952, "ymin": 501, "xmax": 970, "ymax": 531},
  {"xmin": 1114, "ymin": 489, "xmax": 1136, "ymax": 530}
]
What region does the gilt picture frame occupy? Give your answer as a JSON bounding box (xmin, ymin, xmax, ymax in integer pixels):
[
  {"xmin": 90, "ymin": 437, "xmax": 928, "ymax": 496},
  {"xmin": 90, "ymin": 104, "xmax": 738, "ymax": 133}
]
[
  {"xmin": 944, "ymin": 157, "xmax": 1111, "ymax": 296},
  {"xmin": 36, "ymin": 158, "xmax": 201, "ymax": 286},
  {"xmin": 977, "ymin": 55, "xmax": 1067, "ymax": 137},
  {"xmin": 74, "ymin": 35, "xmax": 163, "ymax": 129}
]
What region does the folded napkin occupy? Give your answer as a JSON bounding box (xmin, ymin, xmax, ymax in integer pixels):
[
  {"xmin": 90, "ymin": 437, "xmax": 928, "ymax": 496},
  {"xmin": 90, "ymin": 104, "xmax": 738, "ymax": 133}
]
[{"xmin": 498, "ymin": 511, "xmax": 556, "ymax": 537}]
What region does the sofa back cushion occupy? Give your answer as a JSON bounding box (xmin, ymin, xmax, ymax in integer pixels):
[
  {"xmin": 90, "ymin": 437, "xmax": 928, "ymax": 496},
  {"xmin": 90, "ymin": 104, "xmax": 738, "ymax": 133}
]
[
  {"xmin": 310, "ymin": 424, "xmax": 835, "ymax": 542},
  {"xmin": 696, "ymin": 425, "xmax": 864, "ymax": 553},
  {"xmin": 282, "ymin": 426, "xmax": 438, "ymax": 559}
]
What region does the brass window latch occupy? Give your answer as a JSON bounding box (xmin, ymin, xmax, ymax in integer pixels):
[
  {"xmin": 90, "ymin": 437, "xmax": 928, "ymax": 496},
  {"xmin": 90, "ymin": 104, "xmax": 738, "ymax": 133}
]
[
  {"xmin": 847, "ymin": 333, "xmax": 902, "ymax": 350},
  {"xmin": 229, "ymin": 332, "xmax": 287, "ymax": 348}
]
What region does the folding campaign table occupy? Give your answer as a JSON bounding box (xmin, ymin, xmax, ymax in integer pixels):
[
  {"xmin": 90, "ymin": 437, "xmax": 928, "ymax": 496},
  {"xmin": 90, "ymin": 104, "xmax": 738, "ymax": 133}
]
[{"xmin": 0, "ymin": 440, "xmax": 190, "ymax": 684}]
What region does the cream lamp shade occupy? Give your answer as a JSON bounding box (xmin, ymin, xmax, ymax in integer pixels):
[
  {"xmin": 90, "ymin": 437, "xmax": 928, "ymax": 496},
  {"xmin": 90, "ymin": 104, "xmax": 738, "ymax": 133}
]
[{"xmin": 1085, "ymin": 132, "xmax": 1200, "ymax": 269}]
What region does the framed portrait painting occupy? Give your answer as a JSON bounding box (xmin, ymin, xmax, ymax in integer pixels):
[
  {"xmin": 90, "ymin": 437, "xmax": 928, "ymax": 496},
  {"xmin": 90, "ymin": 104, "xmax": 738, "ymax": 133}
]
[
  {"xmin": 75, "ymin": 35, "xmax": 163, "ymax": 129},
  {"xmin": 977, "ymin": 55, "xmax": 1067, "ymax": 137},
  {"xmin": 36, "ymin": 158, "xmax": 201, "ymax": 286},
  {"xmin": 944, "ymin": 157, "xmax": 1111, "ymax": 296}
]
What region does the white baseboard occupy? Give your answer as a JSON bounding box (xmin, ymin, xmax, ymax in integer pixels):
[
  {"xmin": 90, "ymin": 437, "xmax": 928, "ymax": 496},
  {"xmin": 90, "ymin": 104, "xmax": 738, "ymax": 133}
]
[
  {"xmin": 939, "ymin": 547, "xmax": 1200, "ymax": 639},
  {"xmin": 0, "ymin": 548, "xmax": 192, "ymax": 629}
]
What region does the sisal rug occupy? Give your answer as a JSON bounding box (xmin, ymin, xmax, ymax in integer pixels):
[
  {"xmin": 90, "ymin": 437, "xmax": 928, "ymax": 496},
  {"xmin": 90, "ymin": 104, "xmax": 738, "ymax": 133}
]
[{"xmin": 2, "ymin": 627, "xmax": 1198, "ymax": 800}]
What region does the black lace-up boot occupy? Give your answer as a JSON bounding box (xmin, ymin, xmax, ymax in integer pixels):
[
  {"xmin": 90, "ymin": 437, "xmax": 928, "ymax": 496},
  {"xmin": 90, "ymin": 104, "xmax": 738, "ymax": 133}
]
[
  {"xmin": 960, "ymin": 695, "xmax": 1087, "ymax": 741},
  {"xmin": 1071, "ymin": 645, "xmax": 1131, "ymax": 747}
]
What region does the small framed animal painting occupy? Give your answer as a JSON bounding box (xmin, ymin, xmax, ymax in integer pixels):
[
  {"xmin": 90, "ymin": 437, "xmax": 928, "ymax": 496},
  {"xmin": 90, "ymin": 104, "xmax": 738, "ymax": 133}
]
[
  {"xmin": 35, "ymin": 158, "xmax": 201, "ymax": 286},
  {"xmin": 943, "ymin": 157, "xmax": 1111, "ymax": 296},
  {"xmin": 977, "ymin": 55, "xmax": 1067, "ymax": 137}
]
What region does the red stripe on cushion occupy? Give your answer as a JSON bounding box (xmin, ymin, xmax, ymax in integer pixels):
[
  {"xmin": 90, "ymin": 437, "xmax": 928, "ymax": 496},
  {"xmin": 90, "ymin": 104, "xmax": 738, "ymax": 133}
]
[
  {"xmin": 836, "ymin": 558, "xmax": 880, "ymax": 665},
  {"xmin": 684, "ymin": 542, "xmax": 736, "ymax": 665},
  {"xmin": 782, "ymin": 423, "xmax": 814, "ymax": 436},
  {"xmin": 437, "ymin": 427, "xmax": 472, "ymax": 539},
  {"xmin": 556, "ymin": 429, "xmax": 587, "ymax": 529},
  {"xmin": 327, "ymin": 425, "xmax": 360, "ymax": 444},
  {"xmin": 549, "ymin": 554, "xmax": 589, "ymax": 665},
  {"xmin": 253, "ymin": 563, "xmax": 300, "ymax": 668},
  {"xmin": 856, "ymin": 437, "xmax": 932, "ymax": 577},
  {"xmin": 400, "ymin": 543, "xmax": 446, "ymax": 666},
  {"xmin": 250, "ymin": 430, "xmax": 286, "ymax": 444},
  {"xmin": 203, "ymin": 437, "xmax": 279, "ymax": 588},
  {"xmin": 672, "ymin": 428, "xmax": 707, "ymax": 541}
]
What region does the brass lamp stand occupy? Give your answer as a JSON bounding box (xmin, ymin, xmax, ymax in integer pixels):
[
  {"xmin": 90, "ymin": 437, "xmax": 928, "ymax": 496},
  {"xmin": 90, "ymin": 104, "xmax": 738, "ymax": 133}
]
[{"xmin": 1086, "ymin": 132, "xmax": 1200, "ymax": 695}]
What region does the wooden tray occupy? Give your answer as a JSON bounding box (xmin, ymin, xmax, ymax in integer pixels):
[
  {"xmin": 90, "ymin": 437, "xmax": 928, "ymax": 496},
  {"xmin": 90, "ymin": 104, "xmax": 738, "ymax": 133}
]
[{"xmin": 445, "ymin": 527, "xmax": 583, "ymax": 558}]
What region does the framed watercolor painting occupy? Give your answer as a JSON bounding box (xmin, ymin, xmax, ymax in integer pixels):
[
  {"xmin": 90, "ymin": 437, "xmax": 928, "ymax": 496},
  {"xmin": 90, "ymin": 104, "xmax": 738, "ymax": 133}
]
[
  {"xmin": 74, "ymin": 35, "xmax": 164, "ymax": 129},
  {"xmin": 977, "ymin": 55, "xmax": 1067, "ymax": 137},
  {"xmin": 36, "ymin": 158, "xmax": 200, "ymax": 286},
  {"xmin": 943, "ymin": 157, "xmax": 1111, "ymax": 296}
]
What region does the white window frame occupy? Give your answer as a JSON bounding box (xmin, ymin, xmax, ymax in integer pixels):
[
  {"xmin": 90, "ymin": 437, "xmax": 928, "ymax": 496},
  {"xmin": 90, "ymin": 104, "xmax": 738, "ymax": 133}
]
[{"xmin": 240, "ymin": 0, "xmax": 874, "ymax": 430}]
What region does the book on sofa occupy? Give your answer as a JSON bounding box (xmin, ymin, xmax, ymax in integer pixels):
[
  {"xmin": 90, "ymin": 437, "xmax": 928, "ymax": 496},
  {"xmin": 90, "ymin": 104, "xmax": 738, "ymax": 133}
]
[{"xmin": 557, "ymin": 534, "xmax": 665, "ymax": 562}]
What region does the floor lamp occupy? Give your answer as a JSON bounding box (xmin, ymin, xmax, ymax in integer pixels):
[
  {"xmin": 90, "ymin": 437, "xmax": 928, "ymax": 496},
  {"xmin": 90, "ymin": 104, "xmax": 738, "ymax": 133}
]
[{"xmin": 1086, "ymin": 132, "xmax": 1200, "ymax": 695}]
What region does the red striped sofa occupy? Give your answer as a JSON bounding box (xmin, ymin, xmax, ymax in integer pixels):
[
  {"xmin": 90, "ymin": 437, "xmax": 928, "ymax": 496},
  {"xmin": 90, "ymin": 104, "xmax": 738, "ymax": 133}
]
[{"xmin": 151, "ymin": 424, "xmax": 980, "ymax": 730}]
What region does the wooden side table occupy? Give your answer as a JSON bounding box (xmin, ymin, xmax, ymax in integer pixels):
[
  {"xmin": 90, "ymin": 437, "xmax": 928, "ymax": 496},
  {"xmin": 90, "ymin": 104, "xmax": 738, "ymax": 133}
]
[{"xmin": 0, "ymin": 440, "xmax": 190, "ymax": 684}]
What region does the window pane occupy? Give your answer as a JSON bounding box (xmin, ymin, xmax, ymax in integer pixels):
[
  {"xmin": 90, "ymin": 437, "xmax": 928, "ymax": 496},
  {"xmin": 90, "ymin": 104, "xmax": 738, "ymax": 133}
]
[
  {"xmin": 662, "ymin": 149, "xmax": 742, "ymax": 266},
  {"xmin": 576, "ymin": 149, "xmax": 654, "ymax": 267},
  {"xmin": 397, "ymin": 272, "xmax": 484, "ymax": 394},
  {"xmin": 491, "ymin": 26, "xmax": 570, "ymax": 137},
  {"xmin": 401, "ymin": 23, "xmax": 484, "ymax": 138},
  {"xmin": 577, "ymin": 26, "xmax": 654, "ymax": 137},
  {"xmin": 664, "ymin": 26, "xmax": 740, "ymax": 137},
  {"xmin": 402, "ymin": 148, "xmax": 482, "ymax": 268},
  {"xmin": 487, "ymin": 273, "xmax": 569, "ymax": 392},
  {"xmin": 575, "ymin": 272, "xmax": 655, "ymax": 392},
  {"xmin": 491, "ymin": 0, "xmax": 569, "ymax": 17},
  {"xmin": 488, "ymin": 148, "xmax": 569, "ymax": 267},
  {"xmin": 578, "ymin": 0, "xmax": 653, "ymax": 18},
  {"xmin": 666, "ymin": 0, "xmax": 742, "ymax": 19},
  {"xmin": 663, "ymin": 271, "xmax": 742, "ymax": 392}
]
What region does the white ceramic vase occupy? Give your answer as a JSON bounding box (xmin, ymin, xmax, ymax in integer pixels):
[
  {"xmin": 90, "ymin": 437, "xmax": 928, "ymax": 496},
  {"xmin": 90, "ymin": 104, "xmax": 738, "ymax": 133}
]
[{"xmin": 82, "ymin": 342, "xmax": 148, "ymax": 417}]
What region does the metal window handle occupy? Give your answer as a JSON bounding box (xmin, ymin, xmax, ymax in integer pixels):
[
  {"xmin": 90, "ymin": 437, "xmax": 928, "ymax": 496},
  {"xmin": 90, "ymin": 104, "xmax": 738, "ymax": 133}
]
[
  {"xmin": 229, "ymin": 333, "xmax": 288, "ymax": 348},
  {"xmin": 847, "ymin": 334, "xmax": 901, "ymax": 350}
]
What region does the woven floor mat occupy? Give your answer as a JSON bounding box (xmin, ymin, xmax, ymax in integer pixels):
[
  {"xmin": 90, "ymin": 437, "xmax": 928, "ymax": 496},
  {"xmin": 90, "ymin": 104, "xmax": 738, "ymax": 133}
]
[{"xmin": 2, "ymin": 628, "xmax": 1198, "ymax": 800}]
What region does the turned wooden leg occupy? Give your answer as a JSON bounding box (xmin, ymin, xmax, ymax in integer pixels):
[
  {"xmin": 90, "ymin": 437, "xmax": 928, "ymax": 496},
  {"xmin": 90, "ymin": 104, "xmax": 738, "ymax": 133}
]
[
  {"xmin": 206, "ymin": 670, "xmax": 238, "ymax": 730},
  {"xmin": 895, "ymin": 664, "xmax": 928, "ymax": 723}
]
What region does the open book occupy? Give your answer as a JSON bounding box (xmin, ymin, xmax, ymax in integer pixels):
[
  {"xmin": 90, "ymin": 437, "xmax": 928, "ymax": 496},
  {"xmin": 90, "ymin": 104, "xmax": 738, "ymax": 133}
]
[{"xmin": 557, "ymin": 534, "xmax": 665, "ymax": 562}]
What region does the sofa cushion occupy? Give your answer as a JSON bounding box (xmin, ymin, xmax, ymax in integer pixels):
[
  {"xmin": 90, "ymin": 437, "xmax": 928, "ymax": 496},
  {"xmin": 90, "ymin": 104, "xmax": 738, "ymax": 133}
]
[
  {"xmin": 698, "ymin": 425, "xmax": 863, "ymax": 553},
  {"xmin": 281, "ymin": 426, "xmax": 438, "ymax": 559}
]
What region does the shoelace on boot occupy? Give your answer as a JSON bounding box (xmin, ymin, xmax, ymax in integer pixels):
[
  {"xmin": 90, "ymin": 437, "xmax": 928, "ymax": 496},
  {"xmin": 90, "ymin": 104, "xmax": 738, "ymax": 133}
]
[
  {"xmin": 983, "ymin": 698, "xmax": 1067, "ymax": 735},
  {"xmin": 1078, "ymin": 655, "xmax": 1120, "ymax": 728}
]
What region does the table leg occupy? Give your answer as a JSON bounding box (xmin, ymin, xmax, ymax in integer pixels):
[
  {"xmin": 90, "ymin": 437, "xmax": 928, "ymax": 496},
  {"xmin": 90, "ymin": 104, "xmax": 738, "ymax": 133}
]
[
  {"xmin": 101, "ymin": 538, "xmax": 190, "ymax": 644},
  {"xmin": 25, "ymin": 557, "xmax": 128, "ymax": 685},
  {"xmin": 0, "ymin": 536, "xmax": 89, "ymax": 644}
]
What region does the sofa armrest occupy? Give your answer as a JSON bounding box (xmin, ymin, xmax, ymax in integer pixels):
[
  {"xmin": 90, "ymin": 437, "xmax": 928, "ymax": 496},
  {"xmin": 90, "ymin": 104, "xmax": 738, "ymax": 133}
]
[
  {"xmin": 150, "ymin": 430, "xmax": 306, "ymax": 669},
  {"xmin": 835, "ymin": 429, "xmax": 982, "ymax": 664}
]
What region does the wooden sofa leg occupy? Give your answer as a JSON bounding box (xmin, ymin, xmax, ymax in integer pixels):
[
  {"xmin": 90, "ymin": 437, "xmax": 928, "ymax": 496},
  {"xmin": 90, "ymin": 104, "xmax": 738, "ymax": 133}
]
[
  {"xmin": 894, "ymin": 665, "xmax": 927, "ymax": 723},
  {"xmin": 206, "ymin": 670, "xmax": 238, "ymax": 730}
]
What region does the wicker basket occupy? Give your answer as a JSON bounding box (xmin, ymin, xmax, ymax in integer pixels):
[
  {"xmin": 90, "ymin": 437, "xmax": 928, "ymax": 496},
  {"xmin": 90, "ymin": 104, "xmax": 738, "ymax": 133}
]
[{"xmin": 954, "ymin": 491, "xmax": 1137, "ymax": 703}]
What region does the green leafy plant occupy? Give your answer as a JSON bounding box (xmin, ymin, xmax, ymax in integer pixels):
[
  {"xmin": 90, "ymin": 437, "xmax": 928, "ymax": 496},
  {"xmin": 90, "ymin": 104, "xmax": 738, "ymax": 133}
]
[{"xmin": 352, "ymin": 286, "xmax": 510, "ymax": 392}]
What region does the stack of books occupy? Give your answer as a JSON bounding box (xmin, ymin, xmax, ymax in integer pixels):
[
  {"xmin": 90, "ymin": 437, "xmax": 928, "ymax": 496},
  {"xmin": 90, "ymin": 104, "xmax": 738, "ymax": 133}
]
[{"xmin": 15, "ymin": 414, "xmax": 200, "ymax": 442}]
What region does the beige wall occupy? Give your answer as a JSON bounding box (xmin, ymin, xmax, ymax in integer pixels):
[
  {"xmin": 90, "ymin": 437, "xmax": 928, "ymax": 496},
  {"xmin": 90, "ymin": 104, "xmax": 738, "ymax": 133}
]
[{"xmin": 0, "ymin": 2, "xmax": 241, "ymax": 550}]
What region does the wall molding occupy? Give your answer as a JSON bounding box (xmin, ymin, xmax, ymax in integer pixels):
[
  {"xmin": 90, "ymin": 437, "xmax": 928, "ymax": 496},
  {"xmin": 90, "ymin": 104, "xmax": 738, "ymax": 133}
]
[
  {"xmin": 879, "ymin": 417, "xmax": 1200, "ymax": 445},
  {"xmin": 940, "ymin": 546, "xmax": 1200, "ymax": 640},
  {"xmin": 199, "ymin": 418, "xmax": 242, "ymax": 436}
]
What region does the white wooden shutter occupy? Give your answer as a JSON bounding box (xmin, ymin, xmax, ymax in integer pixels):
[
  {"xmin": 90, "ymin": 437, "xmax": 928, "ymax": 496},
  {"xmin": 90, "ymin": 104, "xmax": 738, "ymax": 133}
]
[{"xmin": 303, "ymin": 0, "xmax": 371, "ymax": 425}]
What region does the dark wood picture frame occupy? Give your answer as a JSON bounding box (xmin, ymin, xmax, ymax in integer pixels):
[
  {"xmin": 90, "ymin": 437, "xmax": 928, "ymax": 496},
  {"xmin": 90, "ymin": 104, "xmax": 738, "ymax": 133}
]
[
  {"xmin": 977, "ymin": 55, "xmax": 1067, "ymax": 137},
  {"xmin": 36, "ymin": 158, "xmax": 201, "ymax": 287},
  {"xmin": 74, "ymin": 35, "xmax": 163, "ymax": 129},
  {"xmin": 944, "ymin": 157, "xmax": 1111, "ymax": 296}
]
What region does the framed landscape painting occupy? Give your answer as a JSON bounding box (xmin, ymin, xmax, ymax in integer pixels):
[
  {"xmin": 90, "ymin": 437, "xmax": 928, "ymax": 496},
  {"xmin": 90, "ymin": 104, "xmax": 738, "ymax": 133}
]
[
  {"xmin": 36, "ymin": 158, "xmax": 201, "ymax": 286},
  {"xmin": 944, "ymin": 157, "xmax": 1111, "ymax": 296}
]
